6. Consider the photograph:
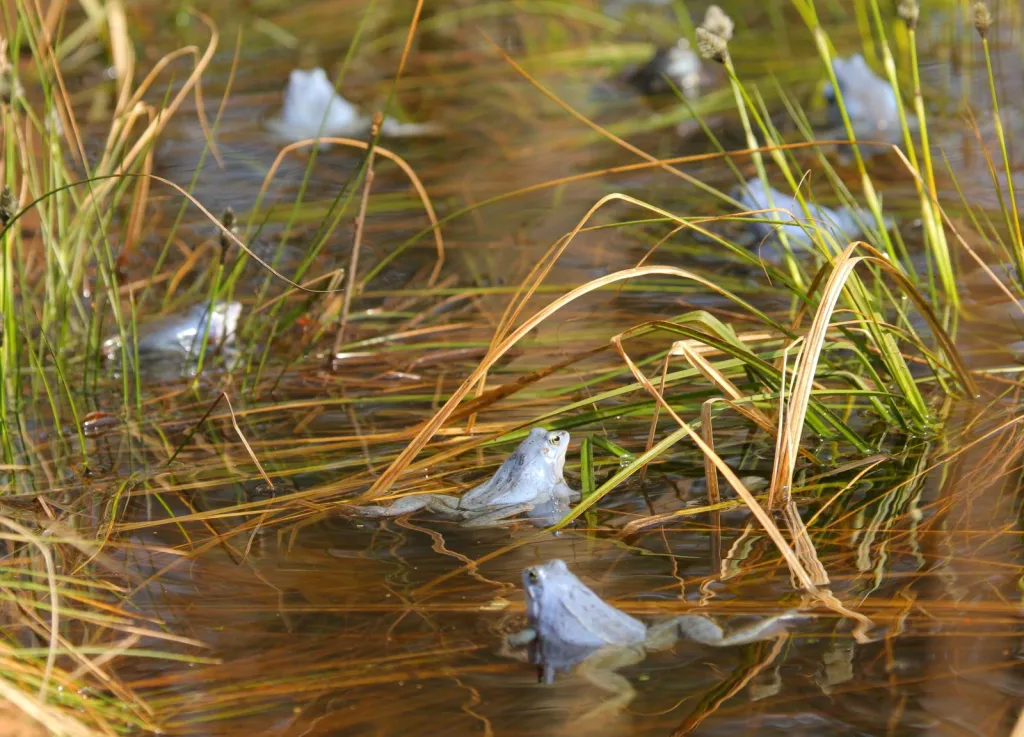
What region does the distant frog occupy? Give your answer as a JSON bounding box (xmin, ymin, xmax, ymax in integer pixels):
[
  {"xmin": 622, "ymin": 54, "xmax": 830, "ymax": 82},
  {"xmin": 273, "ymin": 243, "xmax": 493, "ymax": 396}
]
[
  {"xmin": 624, "ymin": 39, "xmax": 701, "ymax": 98},
  {"xmin": 354, "ymin": 428, "xmax": 580, "ymax": 527},
  {"xmin": 733, "ymin": 178, "xmax": 891, "ymax": 252},
  {"xmin": 102, "ymin": 301, "xmax": 241, "ymax": 360},
  {"xmin": 505, "ymin": 559, "xmax": 803, "ymax": 712},
  {"xmin": 823, "ymin": 54, "xmax": 914, "ymax": 153},
  {"xmin": 265, "ymin": 67, "xmax": 438, "ymax": 147}
]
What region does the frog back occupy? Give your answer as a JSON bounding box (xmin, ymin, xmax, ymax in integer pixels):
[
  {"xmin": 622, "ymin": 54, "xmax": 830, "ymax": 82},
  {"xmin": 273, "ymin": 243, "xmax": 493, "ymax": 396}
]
[
  {"xmin": 460, "ymin": 429, "xmax": 556, "ymax": 508},
  {"xmin": 538, "ymin": 573, "xmax": 646, "ymax": 650}
]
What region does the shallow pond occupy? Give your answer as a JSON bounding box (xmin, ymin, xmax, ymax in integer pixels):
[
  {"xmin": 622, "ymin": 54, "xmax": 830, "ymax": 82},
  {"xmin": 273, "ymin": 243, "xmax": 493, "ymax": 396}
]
[{"xmin": 3, "ymin": 0, "xmax": 1023, "ymax": 735}]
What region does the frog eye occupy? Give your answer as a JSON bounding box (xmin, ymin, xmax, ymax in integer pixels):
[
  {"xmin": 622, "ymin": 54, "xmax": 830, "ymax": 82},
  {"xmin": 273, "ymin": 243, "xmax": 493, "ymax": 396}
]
[
  {"xmin": 547, "ymin": 433, "xmax": 560, "ymax": 445},
  {"xmin": 526, "ymin": 569, "xmax": 539, "ymax": 584}
]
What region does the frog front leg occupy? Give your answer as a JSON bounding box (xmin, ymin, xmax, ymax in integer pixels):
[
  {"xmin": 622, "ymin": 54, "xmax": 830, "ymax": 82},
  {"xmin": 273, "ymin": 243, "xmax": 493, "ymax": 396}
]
[
  {"xmin": 501, "ymin": 628, "xmax": 559, "ymax": 684},
  {"xmin": 356, "ymin": 494, "xmax": 461, "ymax": 518},
  {"xmin": 498, "ymin": 627, "xmax": 535, "ymax": 664},
  {"xmin": 458, "ymin": 503, "xmax": 535, "ymax": 527},
  {"xmin": 576, "ymin": 644, "xmax": 646, "ymax": 716}
]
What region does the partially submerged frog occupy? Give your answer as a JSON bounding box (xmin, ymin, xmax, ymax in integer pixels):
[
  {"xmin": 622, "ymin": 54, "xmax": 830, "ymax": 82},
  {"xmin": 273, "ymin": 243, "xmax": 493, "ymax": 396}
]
[
  {"xmin": 102, "ymin": 300, "xmax": 242, "ymax": 362},
  {"xmin": 505, "ymin": 559, "xmax": 803, "ymax": 711},
  {"xmin": 624, "ymin": 39, "xmax": 701, "ymax": 98},
  {"xmin": 355, "ymin": 428, "xmax": 580, "ymax": 527},
  {"xmin": 823, "ymin": 54, "xmax": 914, "ymax": 152},
  {"xmin": 734, "ymin": 178, "xmax": 891, "ymax": 252},
  {"xmin": 265, "ymin": 67, "xmax": 438, "ymax": 146}
]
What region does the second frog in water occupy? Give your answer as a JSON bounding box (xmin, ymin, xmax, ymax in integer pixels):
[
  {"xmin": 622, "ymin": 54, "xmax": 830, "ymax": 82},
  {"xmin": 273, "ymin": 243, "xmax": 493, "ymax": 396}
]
[
  {"xmin": 505, "ymin": 559, "xmax": 804, "ymax": 712},
  {"xmin": 354, "ymin": 428, "xmax": 580, "ymax": 527},
  {"xmin": 734, "ymin": 178, "xmax": 893, "ymax": 253}
]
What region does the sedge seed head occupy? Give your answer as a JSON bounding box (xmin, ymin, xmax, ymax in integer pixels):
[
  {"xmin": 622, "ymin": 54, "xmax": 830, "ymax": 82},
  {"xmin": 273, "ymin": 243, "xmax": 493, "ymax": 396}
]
[
  {"xmin": 973, "ymin": 2, "xmax": 992, "ymax": 37},
  {"xmin": 218, "ymin": 207, "xmax": 237, "ymax": 249},
  {"xmin": 695, "ymin": 27, "xmax": 728, "ymax": 63},
  {"xmin": 220, "ymin": 207, "xmax": 236, "ymax": 232},
  {"xmin": 0, "ymin": 186, "xmax": 14, "ymax": 226},
  {"xmin": 702, "ymin": 5, "xmax": 735, "ymax": 41},
  {"xmin": 898, "ymin": 0, "xmax": 919, "ymax": 29}
]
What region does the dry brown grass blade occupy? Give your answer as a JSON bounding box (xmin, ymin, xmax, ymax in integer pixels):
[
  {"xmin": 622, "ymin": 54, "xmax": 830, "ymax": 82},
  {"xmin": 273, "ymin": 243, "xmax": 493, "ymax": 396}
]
[
  {"xmin": 0, "ymin": 675, "xmax": 99, "ymax": 737},
  {"xmin": 25, "ymin": 0, "xmax": 86, "ymax": 168},
  {"xmin": 701, "ymin": 399, "xmax": 721, "ymax": 507},
  {"xmin": 253, "ymin": 137, "xmax": 444, "ymax": 283},
  {"xmin": 122, "ymin": 122, "xmax": 154, "ymax": 255},
  {"xmin": 334, "ymin": 119, "xmax": 380, "ymax": 356},
  {"xmin": 372, "ymin": 138, "xmax": 884, "ymax": 286},
  {"xmin": 768, "ymin": 339, "xmax": 797, "ymax": 509},
  {"xmin": 804, "ymin": 455, "xmax": 889, "ymax": 528},
  {"xmin": 66, "ymin": 634, "xmax": 141, "ymax": 684},
  {"xmin": 467, "ymin": 189, "xmax": 767, "ymax": 433},
  {"xmin": 618, "ymin": 498, "xmax": 753, "ymax": 536},
  {"xmin": 1010, "ymin": 707, "xmax": 1024, "ymax": 737},
  {"xmin": 106, "ymin": 0, "xmax": 134, "ymax": 117},
  {"xmin": 220, "ymin": 392, "xmax": 273, "ymax": 489},
  {"xmin": 484, "ymin": 32, "xmax": 741, "ymax": 197},
  {"xmin": 639, "ymin": 352, "xmax": 673, "ymax": 482},
  {"xmin": 0, "ymin": 517, "xmax": 59, "ymax": 699},
  {"xmin": 363, "ymin": 260, "xmax": 770, "ymax": 501},
  {"xmin": 768, "ymin": 240, "xmax": 976, "ymax": 510},
  {"xmin": 449, "ymin": 345, "xmax": 609, "ymax": 422},
  {"xmin": 672, "ymin": 339, "xmax": 775, "ymax": 433},
  {"xmin": 609, "ymin": 334, "xmax": 819, "ymax": 592},
  {"xmin": 80, "ymin": 173, "xmax": 343, "ymax": 293},
  {"xmin": 611, "ymin": 336, "xmax": 879, "ymax": 638},
  {"xmin": 783, "ymin": 499, "xmax": 829, "ymax": 587},
  {"xmin": 392, "ymin": 0, "xmax": 425, "ymax": 101},
  {"xmin": 86, "ymin": 12, "xmax": 220, "ymax": 207},
  {"xmin": 828, "ymin": 412, "xmax": 1024, "ymax": 528},
  {"xmin": 886, "ymin": 147, "xmax": 1024, "ymax": 317}
]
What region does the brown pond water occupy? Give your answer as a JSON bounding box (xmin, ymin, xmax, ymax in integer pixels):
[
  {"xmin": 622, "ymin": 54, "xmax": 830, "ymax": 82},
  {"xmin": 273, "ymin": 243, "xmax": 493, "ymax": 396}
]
[{"xmin": 13, "ymin": 0, "xmax": 1024, "ymax": 735}]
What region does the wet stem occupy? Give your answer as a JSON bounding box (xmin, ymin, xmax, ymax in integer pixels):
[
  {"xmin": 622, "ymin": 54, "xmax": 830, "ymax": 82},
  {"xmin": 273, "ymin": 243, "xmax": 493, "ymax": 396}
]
[
  {"xmin": 867, "ymin": 0, "xmax": 957, "ymax": 310},
  {"xmin": 334, "ymin": 137, "xmax": 378, "ymax": 357},
  {"xmin": 0, "ymin": 221, "xmax": 13, "ymax": 464},
  {"xmin": 979, "ymin": 34, "xmax": 1024, "ymax": 285},
  {"xmin": 720, "ymin": 56, "xmax": 804, "ymax": 290},
  {"xmin": 807, "ymin": 26, "xmax": 899, "ymax": 266}
]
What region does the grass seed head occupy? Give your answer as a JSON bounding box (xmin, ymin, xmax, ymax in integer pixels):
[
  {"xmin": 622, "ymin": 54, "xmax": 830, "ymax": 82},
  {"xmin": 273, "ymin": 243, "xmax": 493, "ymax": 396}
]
[
  {"xmin": 898, "ymin": 0, "xmax": 920, "ymax": 29},
  {"xmin": 218, "ymin": 207, "xmax": 237, "ymax": 250},
  {"xmin": 0, "ymin": 186, "xmax": 15, "ymax": 226},
  {"xmin": 0, "ymin": 72, "xmax": 21, "ymax": 104},
  {"xmin": 695, "ymin": 28, "xmax": 728, "ymax": 63},
  {"xmin": 703, "ymin": 5, "xmax": 734, "ymax": 41},
  {"xmin": 973, "ymin": 2, "xmax": 992, "ymax": 37},
  {"xmin": 221, "ymin": 207, "xmax": 237, "ymax": 232},
  {"xmin": 697, "ymin": 6, "xmax": 733, "ymax": 64}
]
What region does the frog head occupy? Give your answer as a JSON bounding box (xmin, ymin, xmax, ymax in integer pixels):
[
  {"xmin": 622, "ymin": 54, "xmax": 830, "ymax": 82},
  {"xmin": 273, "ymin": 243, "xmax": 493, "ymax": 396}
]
[
  {"xmin": 522, "ymin": 559, "xmax": 572, "ymax": 626},
  {"xmin": 538, "ymin": 430, "xmax": 570, "ymax": 480}
]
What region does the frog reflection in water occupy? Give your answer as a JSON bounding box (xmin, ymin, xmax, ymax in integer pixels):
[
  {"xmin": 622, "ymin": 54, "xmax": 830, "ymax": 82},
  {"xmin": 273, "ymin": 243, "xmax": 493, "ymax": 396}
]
[
  {"xmin": 506, "ymin": 560, "xmax": 803, "ymax": 712},
  {"xmin": 356, "ymin": 428, "xmax": 580, "ymax": 527}
]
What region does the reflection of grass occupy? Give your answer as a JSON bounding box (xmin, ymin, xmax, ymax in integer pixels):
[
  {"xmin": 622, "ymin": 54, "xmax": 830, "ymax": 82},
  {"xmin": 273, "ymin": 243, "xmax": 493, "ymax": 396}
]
[
  {"xmin": 0, "ymin": 518, "xmax": 216, "ymax": 735},
  {"xmin": 1, "ymin": 0, "xmax": 1023, "ymax": 732}
]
